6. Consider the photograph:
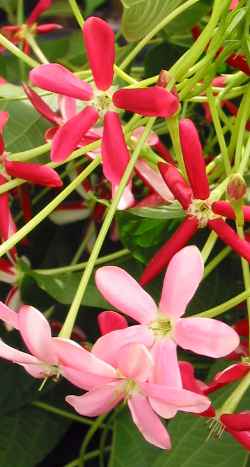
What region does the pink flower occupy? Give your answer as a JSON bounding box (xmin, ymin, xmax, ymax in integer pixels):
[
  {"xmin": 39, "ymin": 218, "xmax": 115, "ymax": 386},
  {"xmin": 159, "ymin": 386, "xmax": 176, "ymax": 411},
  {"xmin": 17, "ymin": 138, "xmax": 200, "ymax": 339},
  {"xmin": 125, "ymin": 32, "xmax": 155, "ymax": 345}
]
[
  {"xmin": 0, "ymin": 0, "xmax": 62, "ymax": 55},
  {"xmin": 29, "ymin": 17, "xmax": 179, "ymax": 196},
  {"xmin": 66, "ymin": 342, "xmax": 210, "ymax": 449},
  {"xmin": 0, "ymin": 302, "xmax": 116, "ymax": 387},
  {"xmin": 93, "ymin": 246, "xmax": 239, "ymax": 388},
  {"xmin": 140, "ymin": 118, "xmax": 250, "ymax": 285}
]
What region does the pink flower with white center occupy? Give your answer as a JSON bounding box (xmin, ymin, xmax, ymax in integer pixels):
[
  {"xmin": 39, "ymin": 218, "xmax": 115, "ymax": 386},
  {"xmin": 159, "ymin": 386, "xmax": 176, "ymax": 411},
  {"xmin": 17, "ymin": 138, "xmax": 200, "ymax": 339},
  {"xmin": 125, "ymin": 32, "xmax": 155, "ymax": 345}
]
[
  {"xmin": 29, "ymin": 17, "xmax": 179, "ymax": 197},
  {"xmin": 66, "ymin": 342, "xmax": 210, "ymax": 449},
  {"xmin": 93, "ymin": 246, "xmax": 239, "ymax": 388},
  {"xmin": 0, "ymin": 302, "xmax": 116, "ymax": 387}
]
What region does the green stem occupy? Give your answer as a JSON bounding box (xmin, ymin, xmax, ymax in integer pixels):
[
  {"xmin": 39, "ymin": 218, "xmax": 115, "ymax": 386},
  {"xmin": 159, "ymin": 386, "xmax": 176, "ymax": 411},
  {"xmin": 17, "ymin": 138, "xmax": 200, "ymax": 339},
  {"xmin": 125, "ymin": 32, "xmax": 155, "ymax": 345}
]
[
  {"xmin": 196, "ymin": 288, "xmax": 250, "ymax": 318},
  {"xmin": 9, "ymin": 142, "xmax": 51, "ymax": 162},
  {"xmin": 239, "ymin": 136, "xmax": 250, "ymax": 175},
  {"xmin": 166, "ymin": 116, "xmax": 187, "ymax": 178},
  {"xmin": 204, "ymin": 246, "xmax": 231, "ymax": 279},
  {"xmin": 32, "ymin": 401, "xmax": 95, "ymax": 426},
  {"xmin": 59, "ymin": 120, "xmax": 155, "ymax": 339},
  {"xmin": 201, "ymin": 231, "xmax": 218, "ymax": 263},
  {"xmin": 64, "ymin": 448, "xmax": 111, "ymax": 467},
  {"xmin": 237, "ymin": 225, "xmax": 250, "ymax": 353},
  {"xmin": 0, "ymin": 158, "xmax": 100, "ymax": 257},
  {"xmin": 0, "ymin": 33, "xmax": 39, "ymax": 68},
  {"xmin": 71, "ymin": 221, "xmax": 95, "ymax": 264},
  {"xmin": 25, "ymin": 33, "xmax": 49, "ymax": 64},
  {"xmin": 234, "ymin": 84, "xmax": 250, "ymax": 170},
  {"xmin": 68, "ymin": 0, "xmax": 84, "ymax": 27},
  {"xmin": 217, "ymin": 372, "xmax": 250, "ymax": 416},
  {"xmin": 119, "ymin": 0, "xmax": 199, "ymax": 70},
  {"xmin": 78, "ymin": 414, "xmax": 108, "ymax": 467},
  {"xmin": 207, "ymin": 88, "xmax": 231, "ymax": 175}
]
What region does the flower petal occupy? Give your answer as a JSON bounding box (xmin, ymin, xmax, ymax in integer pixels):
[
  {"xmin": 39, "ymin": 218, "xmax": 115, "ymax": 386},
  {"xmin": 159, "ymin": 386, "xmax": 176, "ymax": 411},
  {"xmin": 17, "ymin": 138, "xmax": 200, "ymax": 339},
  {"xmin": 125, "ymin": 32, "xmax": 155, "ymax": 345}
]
[
  {"xmin": 151, "ymin": 340, "xmax": 182, "ymax": 387},
  {"xmin": 102, "ymin": 112, "xmax": 130, "ymax": 185},
  {"xmin": 98, "ymin": 310, "xmax": 128, "ymax": 335},
  {"xmin": 26, "ymin": 0, "xmax": 52, "ymax": 24},
  {"xmin": 0, "ymin": 301, "xmax": 19, "ymax": 329},
  {"xmin": 221, "ymin": 412, "xmax": 250, "ymax": 431},
  {"xmin": 30, "ymin": 64, "xmax": 93, "ymax": 100},
  {"xmin": 128, "ymin": 394, "xmax": 171, "ymax": 449},
  {"xmin": 49, "ymin": 201, "xmax": 90, "ymax": 225},
  {"xmin": 95, "ymin": 266, "xmax": 157, "ymax": 324},
  {"xmin": 92, "ymin": 325, "xmax": 154, "ymax": 366},
  {"xmin": 140, "ymin": 218, "xmax": 199, "ymax": 286},
  {"xmin": 18, "ymin": 305, "xmax": 57, "ymax": 363},
  {"xmin": 208, "ymin": 218, "xmax": 250, "ymax": 262},
  {"xmin": 66, "ymin": 382, "xmax": 123, "ymax": 416},
  {"xmin": 159, "ymin": 162, "xmax": 193, "ymax": 209},
  {"xmin": 136, "ymin": 160, "xmax": 174, "ymax": 202},
  {"xmin": 205, "ymin": 363, "xmax": 249, "ymax": 394},
  {"xmin": 117, "ymin": 343, "xmax": 153, "ymax": 381},
  {"xmin": 23, "ymin": 84, "xmax": 60, "ymax": 124},
  {"xmin": 4, "ymin": 159, "xmax": 62, "ymax": 187},
  {"xmin": 175, "ymin": 317, "xmax": 240, "ymax": 357},
  {"xmin": 113, "ymin": 87, "xmax": 179, "ymax": 117},
  {"xmin": 58, "ymin": 95, "xmax": 77, "ymax": 121},
  {"xmin": 83, "ymin": 17, "xmax": 115, "ymax": 91},
  {"xmin": 159, "ymin": 245, "xmax": 203, "ymax": 318},
  {"xmin": 51, "ymin": 106, "xmax": 99, "ymax": 162},
  {"xmin": 0, "ymin": 339, "xmax": 40, "ymax": 365}
]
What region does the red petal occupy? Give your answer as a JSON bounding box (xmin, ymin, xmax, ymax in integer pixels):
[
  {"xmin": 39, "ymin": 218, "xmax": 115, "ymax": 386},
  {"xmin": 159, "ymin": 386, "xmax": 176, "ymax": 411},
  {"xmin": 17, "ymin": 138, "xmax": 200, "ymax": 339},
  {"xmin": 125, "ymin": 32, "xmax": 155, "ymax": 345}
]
[
  {"xmin": 212, "ymin": 201, "xmax": 250, "ymax": 222},
  {"xmin": 27, "ymin": 0, "xmax": 52, "ymax": 25},
  {"xmin": 227, "ymin": 54, "xmax": 250, "ymax": 76},
  {"xmin": 234, "ymin": 319, "xmax": 249, "ymax": 337},
  {"xmin": 153, "ymin": 140, "xmax": 175, "ymax": 164},
  {"xmin": 102, "ymin": 111, "xmax": 130, "ymax": 185},
  {"xmin": 36, "ymin": 24, "xmax": 63, "ymax": 34},
  {"xmin": 0, "ymin": 175, "xmax": 17, "ymax": 256},
  {"xmin": 83, "ymin": 17, "xmax": 115, "ymax": 91},
  {"xmin": 23, "ymin": 84, "xmax": 60, "ymax": 124},
  {"xmin": 221, "ymin": 412, "xmax": 250, "ymax": 431},
  {"xmin": 17, "ymin": 186, "xmax": 33, "ymax": 222},
  {"xmin": 226, "ymin": 429, "xmax": 250, "ymax": 450},
  {"xmin": 179, "ymin": 119, "xmax": 210, "ymax": 200},
  {"xmin": 205, "ymin": 364, "xmax": 249, "ymax": 394},
  {"xmin": 0, "ymin": 111, "xmax": 8, "ymax": 154},
  {"xmin": 179, "ymin": 361, "xmax": 203, "ymax": 394},
  {"xmin": 140, "ymin": 216, "xmax": 198, "ymax": 285},
  {"xmin": 159, "ymin": 162, "xmax": 193, "ymax": 210},
  {"xmin": 113, "ymin": 87, "xmax": 179, "ymax": 117},
  {"xmin": 51, "ymin": 106, "xmax": 99, "ymax": 163},
  {"xmin": 30, "ymin": 64, "xmax": 93, "ymax": 101},
  {"xmin": 208, "ymin": 218, "xmax": 250, "ymax": 262},
  {"xmin": 98, "ymin": 311, "xmax": 128, "ymax": 335},
  {"xmin": 4, "ymin": 160, "xmax": 63, "ymax": 187}
]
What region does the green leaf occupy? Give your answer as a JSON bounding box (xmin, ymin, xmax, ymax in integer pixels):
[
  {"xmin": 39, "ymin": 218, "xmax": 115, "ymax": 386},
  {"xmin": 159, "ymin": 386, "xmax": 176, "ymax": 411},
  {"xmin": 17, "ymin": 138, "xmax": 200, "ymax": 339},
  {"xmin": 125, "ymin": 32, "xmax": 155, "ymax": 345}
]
[
  {"xmin": 144, "ymin": 43, "xmax": 186, "ymax": 77},
  {"xmin": 0, "ymin": 399, "xmax": 70, "ymax": 467},
  {"xmin": 85, "ymin": 0, "xmax": 106, "ymax": 16},
  {"xmin": 129, "ymin": 203, "xmax": 184, "ymax": 220},
  {"xmin": 110, "ymin": 381, "xmax": 250, "ymax": 467},
  {"xmin": 121, "ymin": 0, "xmax": 184, "ymax": 42}
]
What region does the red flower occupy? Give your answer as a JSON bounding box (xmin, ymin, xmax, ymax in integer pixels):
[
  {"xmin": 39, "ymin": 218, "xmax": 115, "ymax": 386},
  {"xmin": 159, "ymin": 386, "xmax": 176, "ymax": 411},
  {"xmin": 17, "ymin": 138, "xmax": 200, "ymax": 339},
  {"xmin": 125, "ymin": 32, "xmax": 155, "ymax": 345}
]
[{"xmin": 140, "ymin": 118, "xmax": 250, "ymax": 285}]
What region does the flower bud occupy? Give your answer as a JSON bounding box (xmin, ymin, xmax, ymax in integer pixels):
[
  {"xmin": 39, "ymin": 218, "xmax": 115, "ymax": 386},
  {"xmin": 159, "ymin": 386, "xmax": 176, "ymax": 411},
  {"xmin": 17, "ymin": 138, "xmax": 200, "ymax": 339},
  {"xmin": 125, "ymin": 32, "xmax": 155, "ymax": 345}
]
[
  {"xmin": 157, "ymin": 70, "xmax": 171, "ymax": 88},
  {"xmin": 227, "ymin": 174, "xmax": 247, "ymax": 201}
]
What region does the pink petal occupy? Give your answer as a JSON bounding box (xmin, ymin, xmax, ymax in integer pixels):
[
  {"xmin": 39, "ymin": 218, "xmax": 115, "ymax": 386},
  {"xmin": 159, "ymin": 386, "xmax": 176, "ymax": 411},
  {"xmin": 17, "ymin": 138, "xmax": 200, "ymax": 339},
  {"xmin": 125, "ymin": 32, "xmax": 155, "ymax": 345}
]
[
  {"xmin": 92, "ymin": 325, "xmax": 154, "ymax": 366},
  {"xmin": 36, "ymin": 23, "xmax": 63, "ymax": 34},
  {"xmin": 98, "ymin": 310, "xmax": 128, "ymax": 335},
  {"xmin": 0, "ymin": 339, "xmax": 40, "ymax": 365},
  {"xmin": 0, "ymin": 259, "xmax": 16, "ymax": 284},
  {"xmin": 159, "ymin": 246, "xmax": 204, "ymax": 318},
  {"xmin": 58, "ymin": 95, "xmax": 77, "ymax": 121},
  {"xmin": 23, "ymin": 84, "xmax": 60, "ymax": 124},
  {"xmin": 49, "ymin": 201, "xmax": 90, "ymax": 225},
  {"xmin": 83, "ymin": 17, "xmax": 115, "ymax": 91},
  {"xmin": 18, "ymin": 305, "xmax": 57, "ymax": 363},
  {"xmin": 150, "ymin": 340, "xmax": 182, "ymax": 387},
  {"xmin": 113, "ymin": 87, "xmax": 179, "ymax": 117},
  {"xmin": 30, "ymin": 64, "xmax": 93, "ymax": 100},
  {"xmin": 5, "ymin": 287, "xmax": 22, "ymax": 313},
  {"xmin": 0, "ymin": 301, "xmax": 19, "ymax": 329},
  {"xmin": 128, "ymin": 394, "xmax": 171, "ymax": 449},
  {"xmin": 141, "ymin": 382, "xmax": 210, "ymax": 416},
  {"xmin": 66, "ymin": 382, "xmax": 123, "ymax": 416},
  {"xmin": 4, "ymin": 160, "xmax": 62, "ymax": 187},
  {"xmin": 113, "ymin": 182, "xmax": 134, "ymax": 210},
  {"xmin": 53, "ymin": 337, "xmax": 116, "ymax": 390},
  {"xmin": 95, "ymin": 266, "xmax": 157, "ymax": 324},
  {"xmin": 132, "ymin": 127, "xmax": 158, "ymax": 146},
  {"xmin": 136, "ymin": 160, "xmax": 174, "ymax": 202},
  {"xmin": 51, "ymin": 106, "xmax": 99, "ymax": 162},
  {"xmin": 175, "ymin": 317, "xmax": 240, "ymax": 357},
  {"xmin": 0, "ymin": 111, "xmax": 8, "ymax": 133},
  {"xmin": 27, "ymin": 0, "xmax": 52, "ymax": 24},
  {"xmin": 117, "ymin": 343, "xmax": 153, "ymax": 381},
  {"xmin": 229, "ymin": 0, "xmax": 239, "ymax": 10},
  {"xmin": 102, "ymin": 112, "xmax": 130, "ymax": 185}
]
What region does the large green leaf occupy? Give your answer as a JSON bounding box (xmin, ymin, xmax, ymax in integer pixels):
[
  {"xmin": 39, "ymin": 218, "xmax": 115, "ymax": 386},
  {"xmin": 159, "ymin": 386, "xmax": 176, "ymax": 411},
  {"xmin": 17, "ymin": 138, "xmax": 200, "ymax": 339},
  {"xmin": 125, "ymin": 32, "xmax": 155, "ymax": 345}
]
[
  {"xmin": 110, "ymin": 382, "xmax": 250, "ymax": 467},
  {"xmin": 121, "ymin": 0, "xmax": 184, "ymax": 42}
]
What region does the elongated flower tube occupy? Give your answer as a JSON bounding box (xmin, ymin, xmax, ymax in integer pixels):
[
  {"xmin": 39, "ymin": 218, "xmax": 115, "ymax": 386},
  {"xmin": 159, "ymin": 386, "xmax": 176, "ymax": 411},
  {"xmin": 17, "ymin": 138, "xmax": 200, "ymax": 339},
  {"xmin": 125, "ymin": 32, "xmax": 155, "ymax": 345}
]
[
  {"xmin": 29, "ymin": 16, "xmax": 179, "ymax": 194},
  {"xmin": 66, "ymin": 342, "xmax": 210, "ymax": 449},
  {"xmin": 0, "ymin": 0, "xmax": 62, "ymax": 55},
  {"xmin": 93, "ymin": 246, "xmax": 239, "ymax": 393},
  {"xmin": 204, "ymin": 363, "xmax": 250, "ymax": 395},
  {"xmin": 140, "ymin": 118, "xmax": 250, "ymax": 285}
]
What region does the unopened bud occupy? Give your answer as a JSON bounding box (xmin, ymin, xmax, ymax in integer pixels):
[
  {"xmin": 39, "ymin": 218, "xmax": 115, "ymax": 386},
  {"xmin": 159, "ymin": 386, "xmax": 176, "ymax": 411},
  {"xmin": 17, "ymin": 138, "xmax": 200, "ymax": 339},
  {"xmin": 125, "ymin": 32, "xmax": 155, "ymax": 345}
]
[
  {"xmin": 157, "ymin": 70, "xmax": 171, "ymax": 88},
  {"xmin": 227, "ymin": 174, "xmax": 247, "ymax": 201}
]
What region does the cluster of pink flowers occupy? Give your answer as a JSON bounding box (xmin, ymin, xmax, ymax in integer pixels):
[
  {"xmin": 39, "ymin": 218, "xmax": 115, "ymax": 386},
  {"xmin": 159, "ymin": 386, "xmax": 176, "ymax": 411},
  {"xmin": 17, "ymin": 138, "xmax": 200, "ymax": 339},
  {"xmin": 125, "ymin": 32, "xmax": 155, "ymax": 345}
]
[{"xmin": 0, "ymin": 246, "xmax": 242, "ymax": 449}]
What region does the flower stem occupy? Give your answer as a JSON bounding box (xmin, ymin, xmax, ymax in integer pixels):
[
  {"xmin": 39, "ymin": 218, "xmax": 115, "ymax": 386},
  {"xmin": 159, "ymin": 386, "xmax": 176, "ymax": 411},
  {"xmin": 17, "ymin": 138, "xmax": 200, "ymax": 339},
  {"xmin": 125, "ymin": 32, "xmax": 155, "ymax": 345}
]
[
  {"xmin": 0, "ymin": 33, "xmax": 39, "ymax": 68},
  {"xmin": 78, "ymin": 414, "xmax": 108, "ymax": 467},
  {"xmin": 32, "ymin": 401, "xmax": 95, "ymax": 426},
  {"xmin": 237, "ymin": 224, "xmax": 250, "ymax": 353},
  {"xmin": 25, "ymin": 33, "xmax": 49, "ymax": 64},
  {"xmin": 204, "ymin": 246, "xmax": 231, "ymax": 279},
  {"xmin": 0, "ymin": 158, "xmax": 100, "ymax": 257},
  {"xmin": 217, "ymin": 372, "xmax": 250, "ymax": 416},
  {"xmin": 166, "ymin": 116, "xmax": 187, "ymax": 178},
  {"xmin": 120, "ymin": 0, "xmax": 199, "ymax": 70},
  {"xmin": 196, "ymin": 288, "xmax": 250, "ymax": 318},
  {"xmin": 34, "ymin": 249, "xmax": 130, "ymax": 275},
  {"xmin": 9, "ymin": 142, "xmax": 51, "ymax": 162},
  {"xmin": 233, "ymin": 84, "xmax": 250, "ymax": 170},
  {"xmin": 201, "ymin": 231, "xmax": 218, "ymax": 263},
  {"xmin": 59, "ymin": 120, "xmax": 155, "ymax": 339}
]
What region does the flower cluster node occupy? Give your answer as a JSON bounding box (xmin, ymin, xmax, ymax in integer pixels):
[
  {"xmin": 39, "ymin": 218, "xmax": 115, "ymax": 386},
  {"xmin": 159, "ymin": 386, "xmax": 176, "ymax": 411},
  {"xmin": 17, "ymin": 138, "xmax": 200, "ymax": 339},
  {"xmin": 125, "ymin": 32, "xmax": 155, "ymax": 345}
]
[
  {"xmin": 187, "ymin": 198, "xmax": 217, "ymax": 228},
  {"xmin": 149, "ymin": 312, "xmax": 172, "ymax": 338},
  {"xmin": 92, "ymin": 87, "xmax": 115, "ymax": 116}
]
